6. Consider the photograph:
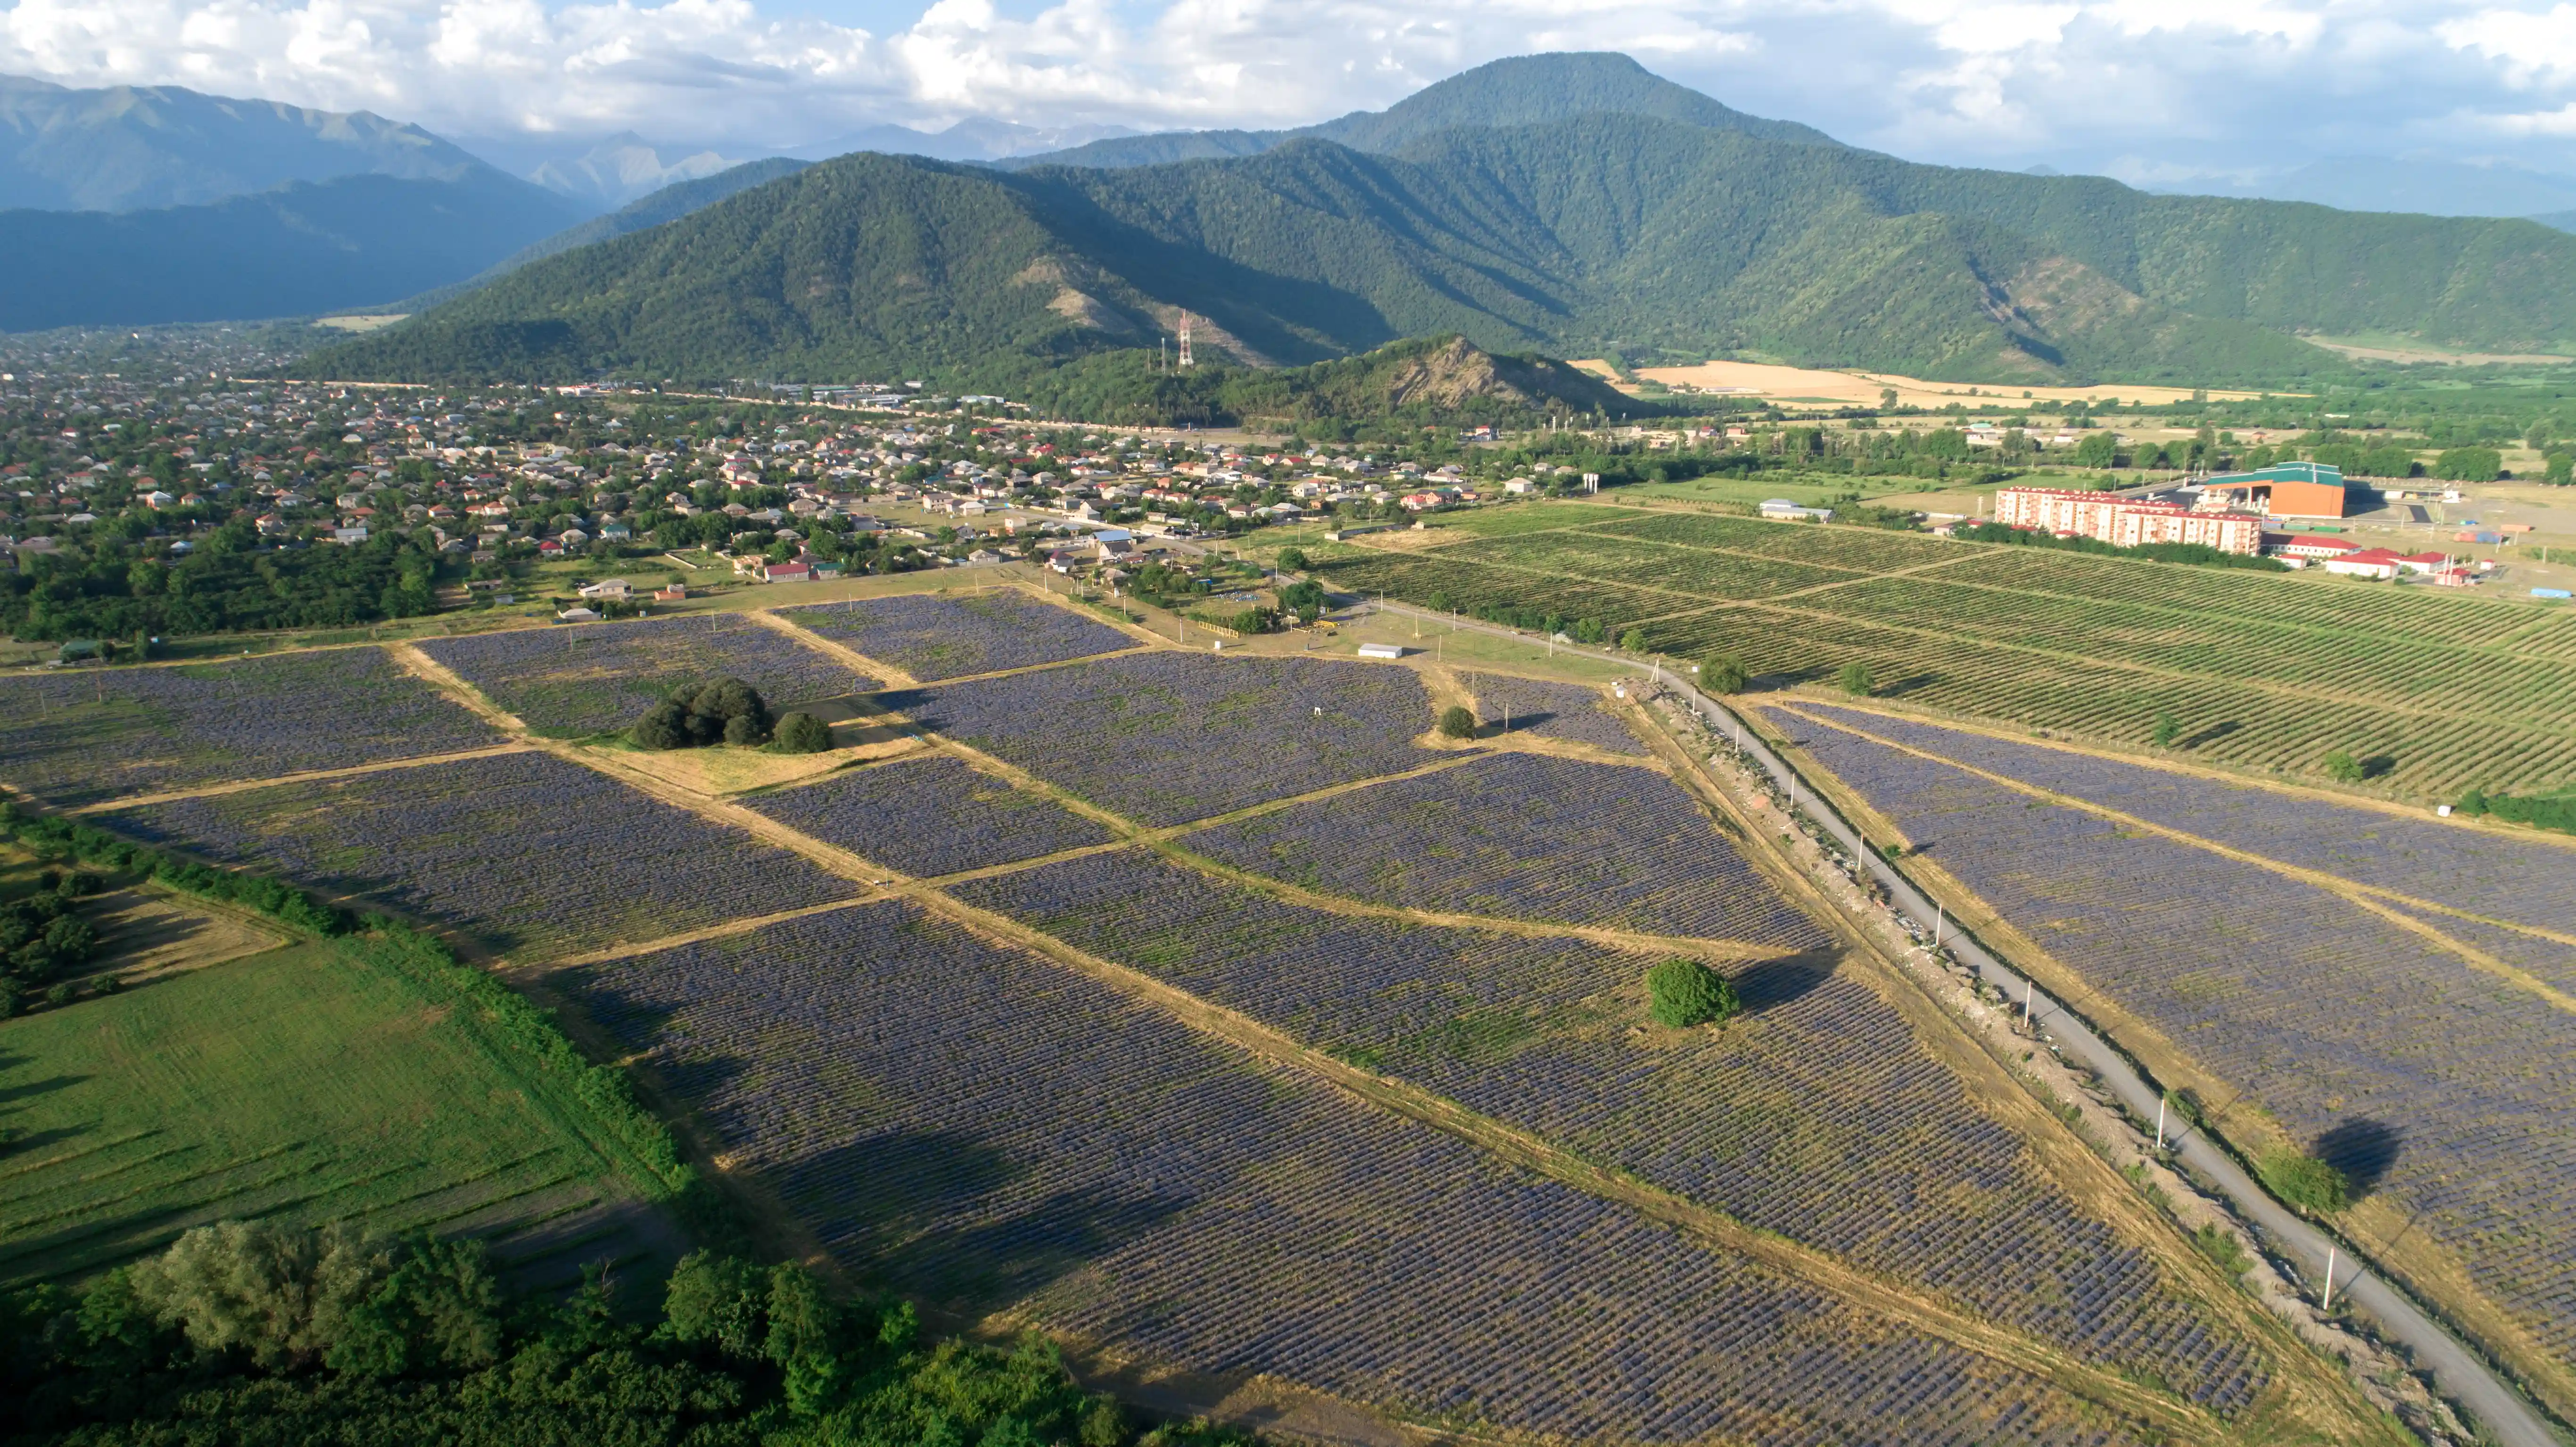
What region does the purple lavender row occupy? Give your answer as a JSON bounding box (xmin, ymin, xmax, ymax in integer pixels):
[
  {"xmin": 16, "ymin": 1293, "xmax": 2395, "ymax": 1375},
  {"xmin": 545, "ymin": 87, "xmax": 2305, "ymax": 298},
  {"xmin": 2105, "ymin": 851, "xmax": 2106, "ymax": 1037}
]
[
  {"xmin": 1792, "ymin": 701, "xmax": 2576, "ymax": 936},
  {"xmin": 99, "ymin": 750, "xmax": 859, "ymax": 957},
  {"xmin": 0, "ymin": 648, "xmax": 503, "ymax": 808},
  {"xmin": 553, "ymin": 901, "xmax": 2154, "ymax": 1446},
  {"xmin": 878, "ymin": 652, "xmax": 1435, "ymax": 826},
  {"xmin": 782, "ymin": 591, "xmax": 1135, "ymax": 681},
  {"xmin": 1782, "ymin": 718, "xmax": 2576, "ymax": 1364},
  {"xmin": 1469, "ymin": 674, "xmax": 1646, "ymax": 753},
  {"xmin": 952, "ymin": 849, "xmax": 2265, "ymax": 1411},
  {"xmin": 1187, "ymin": 752, "xmax": 1828, "ymax": 947},
  {"xmin": 743, "ymin": 753, "xmax": 1114, "ymax": 877},
  {"xmin": 422, "ymin": 614, "xmax": 875, "ymax": 734}
]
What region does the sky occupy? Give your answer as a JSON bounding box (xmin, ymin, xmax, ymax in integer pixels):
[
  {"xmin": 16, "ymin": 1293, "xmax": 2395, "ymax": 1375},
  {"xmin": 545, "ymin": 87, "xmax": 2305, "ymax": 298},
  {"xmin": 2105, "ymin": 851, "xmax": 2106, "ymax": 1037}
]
[{"xmin": 7, "ymin": 0, "xmax": 2576, "ymax": 186}]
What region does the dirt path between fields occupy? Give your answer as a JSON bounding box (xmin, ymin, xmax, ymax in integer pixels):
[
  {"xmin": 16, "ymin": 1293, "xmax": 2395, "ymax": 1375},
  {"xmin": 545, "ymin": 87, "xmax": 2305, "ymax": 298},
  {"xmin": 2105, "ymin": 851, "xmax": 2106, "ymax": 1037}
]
[{"xmin": 64, "ymin": 743, "xmax": 540, "ymax": 815}]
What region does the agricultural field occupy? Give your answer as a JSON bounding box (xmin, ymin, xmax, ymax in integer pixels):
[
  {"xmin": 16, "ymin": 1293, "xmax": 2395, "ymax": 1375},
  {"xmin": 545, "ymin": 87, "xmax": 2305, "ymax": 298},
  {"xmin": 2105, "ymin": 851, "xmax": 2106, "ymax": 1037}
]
[
  {"xmin": 0, "ymin": 936, "xmax": 673, "ymax": 1293},
  {"xmin": 2, "ymin": 621, "xmax": 2405, "ymax": 1444},
  {"xmin": 421, "ymin": 614, "xmax": 875, "ymax": 735},
  {"xmin": 1183, "ymin": 752, "xmax": 1825, "ymax": 945},
  {"xmin": 98, "ymin": 750, "xmax": 859, "ymax": 958},
  {"xmin": 1766, "ymin": 706, "xmax": 2576, "ymax": 1396},
  {"xmin": 1784, "ymin": 703, "xmax": 2576, "ymax": 937},
  {"xmin": 556, "ymin": 901, "xmax": 2171, "ymax": 1446},
  {"xmin": 743, "ymin": 753, "xmax": 1115, "ymax": 877},
  {"xmin": 1461, "ymin": 674, "xmax": 1644, "ymax": 753},
  {"xmin": 0, "ymin": 647, "xmax": 502, "ymax": 806},
  {"xmin": 779, "ymin": 589, "xmax": 1138, "ymax": 681},
  {"xmin": 880, "ymin": 651, "xmax": 1436, "ymax": 824},
  {"xmin": 956, "ymin": 849, "xmax": 2267, "ymax": 1412},
  {"xmin": 1317, "ymin": 501, "xmax": 2576, "ymax": 797}
]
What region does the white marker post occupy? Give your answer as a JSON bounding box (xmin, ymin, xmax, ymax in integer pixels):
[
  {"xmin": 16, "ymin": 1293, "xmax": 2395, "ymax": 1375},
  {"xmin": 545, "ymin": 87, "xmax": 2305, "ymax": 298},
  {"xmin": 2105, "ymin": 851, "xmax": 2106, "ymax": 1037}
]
[
  {"xmin": 2154, "ymin": 1097, "xmax": 2166, "ymax": 1151},
  {"xmin": 2321, "ymin": 1247, "xmax": 2339, "ymax": 1313},
  {"xmin": 2023, "ymin": 978, "xmax": 2035, "ymax": 1025}
]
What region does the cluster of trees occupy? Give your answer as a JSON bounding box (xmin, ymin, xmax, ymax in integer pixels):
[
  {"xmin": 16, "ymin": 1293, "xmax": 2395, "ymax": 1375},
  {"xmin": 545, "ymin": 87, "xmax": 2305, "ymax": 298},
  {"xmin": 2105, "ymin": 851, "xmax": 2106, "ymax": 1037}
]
[
  {"xmin": 1, "ymin": 868, "xmax": 104, "ymax": 1016},
  {"xmin": 632, "ymin": 680, "xmax": 834, "ymax": 754},
  {"xmin": 2, "ymin": 1220, "xmax": 1245, "ymax": 1447},
  {"xmin": 0, "ymin": 520, "xmax": 447, "ymax": 642}
]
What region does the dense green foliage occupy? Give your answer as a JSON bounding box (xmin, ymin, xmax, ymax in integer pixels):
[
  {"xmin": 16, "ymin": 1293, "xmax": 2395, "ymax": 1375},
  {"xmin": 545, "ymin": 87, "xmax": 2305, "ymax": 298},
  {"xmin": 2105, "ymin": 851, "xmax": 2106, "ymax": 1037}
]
[
  {"xmin": 772, "ymin": 713, "xmax": 834, "ymax": 754},
  {"xmin": 2456, "ymin": 786, "xmax": 2576, "ymax": 835},
  {"xmin": 2256, "ymin": 1147, "xmax": 2352, "ymax": 1215},
  {"xmin": 2, "ymin": 802, "xmax": 345, "ymax": 936},
  {"xmin": 633, "ymin": 680, "xmax": 775, "ymax": 750},
  {"xmin": 312, "ymin": 76, "xmax": 2576, "ymax": 391},
  {"xmin": 0, "ymin": 867, "xmax": 103, "ymax": 1014},
  {"xmin": 2, "ymin": 518, "xmax": 446, "ymax": 642},
  {"xmin": 2, "ymin": 1223, "xmax": 1239, "ymax": 1447},
  {"xmin": 1645, "ymin": 957, "xmax": 1740, "ymax": 1028},
  {"xmin": 1000, "ymin": 337, "xmax": 1647, "ymax": 428},
  {"xmin": 1437, "ymin": 704, "xmax": 1478, "ymax": 739}
]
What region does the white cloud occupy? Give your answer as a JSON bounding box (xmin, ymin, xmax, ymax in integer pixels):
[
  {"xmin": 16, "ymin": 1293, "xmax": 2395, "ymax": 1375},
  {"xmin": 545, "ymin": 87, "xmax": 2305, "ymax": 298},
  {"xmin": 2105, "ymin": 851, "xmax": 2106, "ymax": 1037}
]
[{"xmin": 2, "ymin": 0, "xmax": 2573, "ymax": 183}]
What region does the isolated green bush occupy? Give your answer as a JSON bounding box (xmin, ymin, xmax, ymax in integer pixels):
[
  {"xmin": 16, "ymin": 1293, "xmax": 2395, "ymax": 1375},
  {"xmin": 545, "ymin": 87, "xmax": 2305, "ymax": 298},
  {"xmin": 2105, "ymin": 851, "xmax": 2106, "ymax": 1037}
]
[
  {"xmin": 1437, "ymin": 705, "xmax": 1479, "ymax": 739},
  {"xmin": 2257, "ymin": 1146, "xmax": 2351, "ymax": 1215},
  {"xmin": 1701, "ymin": 652, "xmax": 1750, "ymax": 694},
  {"xmin": 1646, "ymin": 958, "xmax": 1741, "ymax": 1028},
  {"xmin": 773, "ymin": 712, "xmax": 834, "ymax": 753},
  {"xmin": 1836, "ymin": 660, "xmax": 1875, "ymax": 697}
]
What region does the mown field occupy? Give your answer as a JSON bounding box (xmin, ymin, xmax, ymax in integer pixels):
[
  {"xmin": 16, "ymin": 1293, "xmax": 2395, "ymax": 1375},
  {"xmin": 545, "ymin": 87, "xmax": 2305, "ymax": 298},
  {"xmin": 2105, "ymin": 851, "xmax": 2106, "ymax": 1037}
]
[
  {"xmin": 1319, "ymin": 504, "xmax": 2576, "ymax": 797},
  {"xmin": 0, "ymin": 590, "xmax": 2404, "ymax": 1445},
  {"xmin": 0, "ymin": 936, "xmax": 674, "ymax": 1293},
  {"xmin": 1764, "ymin": 699, "xmax": 2576, "ymax": 1422}
]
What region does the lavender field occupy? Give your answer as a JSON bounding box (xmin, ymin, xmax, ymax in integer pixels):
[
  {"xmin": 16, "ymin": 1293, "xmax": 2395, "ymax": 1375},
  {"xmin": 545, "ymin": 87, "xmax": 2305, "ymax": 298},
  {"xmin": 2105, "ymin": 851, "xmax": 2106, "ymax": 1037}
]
[
  {"xmin": 782, "ymin": 590, "xmax": 1136, "ymax": 680},
  {"xmin": 881, "ymin": 652, "xmax": 1435, "ymax": 824},
  {"xmin": 745, "ymin": 753, "xmax": 1115, "ymax": 877},
  {"xmin": 1789, "ymin": 702, "xmax": 2576, "ymax": 937},
  {"xmin": 1780, "ymin": 715, "xmax": 2576, "ymax": 1365},
  {"xmin": 1186, "ymin": 752, "xmax": 1823, "ymax": 944},
  {"xmin": 958, "ymin": 850, "xmax": 2266, "ymax": 1410},
  {"xmin": 422, "ymin": 615, "xmax": 874, "ymax": 734},
  {"xmin": 101, "ymin": 750, "xmax": 859, "ymax": 956},
  {"xmin": 556, "ymin": 902, "xmax": 2164, "ymax": 1446},
  {"xmin": 1467, "ymin": 674, "xmax": 1644, "ymax": 753},
  {"xmin": 0, "ymin": 648, "xmax": 501, "ymax": 806}
]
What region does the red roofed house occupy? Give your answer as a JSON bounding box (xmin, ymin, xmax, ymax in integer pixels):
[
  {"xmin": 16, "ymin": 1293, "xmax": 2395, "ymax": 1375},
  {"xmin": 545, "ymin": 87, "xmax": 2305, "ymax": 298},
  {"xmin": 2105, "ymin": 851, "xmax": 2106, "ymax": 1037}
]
[
  {"xmin": 760, "ymin": 559, "xmax": 815, "ymax": 583},
  {"xmin": 2273, "ymin": 534, "xmax": 2361, "ymax": 562},
  {"xmin": 2321, "ymin": 547, "xmax": 2405, "ymax": 580}
]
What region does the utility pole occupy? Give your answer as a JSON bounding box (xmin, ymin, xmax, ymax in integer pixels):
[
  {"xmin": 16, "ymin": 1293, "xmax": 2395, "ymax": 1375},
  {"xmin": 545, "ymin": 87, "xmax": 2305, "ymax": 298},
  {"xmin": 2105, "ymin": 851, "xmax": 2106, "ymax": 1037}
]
[
  {"xmin": 2023, "ymin": 978, "xmax": 2036, "ymax": 1025},
  {"xmin": 2154, "ymin": 1096, "xmax": 2166, "ymax": 1151},
  {"xmin": 2321, "ymin": 1247, "xmax": 2339, "ymax": 1313}
]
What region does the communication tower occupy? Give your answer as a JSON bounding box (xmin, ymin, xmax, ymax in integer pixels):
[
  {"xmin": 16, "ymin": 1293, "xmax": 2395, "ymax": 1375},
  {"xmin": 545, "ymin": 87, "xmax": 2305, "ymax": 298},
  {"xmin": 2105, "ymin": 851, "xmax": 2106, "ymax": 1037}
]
[{"xmin": 1177, "ymin": 311, "xmax": 1195, "ymax": 369}]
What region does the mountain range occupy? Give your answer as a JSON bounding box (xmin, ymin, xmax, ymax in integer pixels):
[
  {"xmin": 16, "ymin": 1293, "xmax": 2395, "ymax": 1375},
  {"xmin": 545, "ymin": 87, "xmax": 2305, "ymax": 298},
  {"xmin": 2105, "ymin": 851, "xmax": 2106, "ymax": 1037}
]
[
  {"xmin": 0, "ymin": 74, "xmax": 490, "ymax": 212},
  {"xmin": 304, "ymin": 53, "xmax": 2576, "ymax": 391}
]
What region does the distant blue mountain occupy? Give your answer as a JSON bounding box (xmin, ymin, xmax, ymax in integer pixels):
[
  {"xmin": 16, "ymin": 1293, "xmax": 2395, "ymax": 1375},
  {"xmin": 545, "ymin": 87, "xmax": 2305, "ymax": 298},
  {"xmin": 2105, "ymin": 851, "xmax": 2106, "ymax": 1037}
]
[
  {"xmin": 0, "ymin": 168, "xmax": 590, "ymax": 329},
  {"xmin": 0, "ymin": 74, "xmax": 495, "ymax": 212}
]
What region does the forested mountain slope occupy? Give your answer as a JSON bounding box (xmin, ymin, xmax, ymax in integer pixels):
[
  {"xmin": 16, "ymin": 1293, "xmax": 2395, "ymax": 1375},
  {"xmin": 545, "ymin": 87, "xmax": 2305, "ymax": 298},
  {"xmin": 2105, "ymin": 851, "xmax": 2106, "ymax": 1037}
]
[
  {"xmin": 1017, "ymin": 52, "xmax": 1844, "ymax": 170},
  {"xmin": 311, "ymin": 101, "xmax": 2576, "ymax": 385}
]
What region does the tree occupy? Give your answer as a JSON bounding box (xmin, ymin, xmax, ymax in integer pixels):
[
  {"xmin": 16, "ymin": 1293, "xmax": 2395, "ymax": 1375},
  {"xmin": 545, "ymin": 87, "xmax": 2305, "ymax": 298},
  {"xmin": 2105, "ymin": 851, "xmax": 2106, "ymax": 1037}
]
[
  {"xmin": 1701, "ymin": 652, "xmax": 1750, "ymax": 694},
  {"xmin": 1836, "ymin": 660, "xmax": 1875, "ymax": 696},
  {"xmin": 2152, "ymin": 711, "xmax": 2179, "ymax": 747},
  {"xmin": 2322, "ymin": 749, "xmax": 2364, "ymax": 784},
  {"xmin": 126, "ymin": 1220, "xmax": 392, "ymax": 1369},
  {"xmin": 2435, "ymin": 446, "xmax": 2503, "ymax": 482},
  {"xmin": 1618, "ymin": 626, "xmax": 1647, "ymax": 651},
  {"xmin": 1438, "ymin": 705, "xmax": 1478, "ymax": 739},
  {"xmin": 2258, "ymin": 1146, "xmax": 2351, "ymax": 1215},
  {"xmin": 1274, "ymin": 547, "xmax": 1309, "ymax": 572},
  {"xmin": 1646, "ymin": 958, "xmax": 1741, "ymax": 1028},
  {"xmin": 774, "ymin": 712, "xmax": 833, "ymax": 753},
  {"xmin": 2072, "ymin": 432, "xmax": 2119, "ymax": 469},
  {"xmin": 634, "ymin": 678, "xmax": 773, "ymax": 749}
]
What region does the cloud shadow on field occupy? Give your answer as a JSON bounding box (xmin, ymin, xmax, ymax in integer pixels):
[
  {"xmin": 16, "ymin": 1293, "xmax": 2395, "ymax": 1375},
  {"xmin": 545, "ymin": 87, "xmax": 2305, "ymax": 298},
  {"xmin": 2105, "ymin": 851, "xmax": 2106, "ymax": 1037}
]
[{"xmin": 2316, "ymin": 1117, "xmax": 2403, "ymax": 1200}]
